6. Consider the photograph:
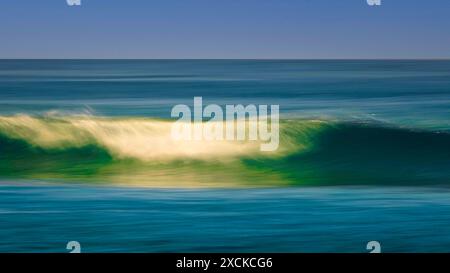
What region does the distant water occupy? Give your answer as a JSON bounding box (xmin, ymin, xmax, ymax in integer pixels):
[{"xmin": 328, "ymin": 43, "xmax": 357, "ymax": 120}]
[
  {"xmin": 1, "ymin": 60, "xmax": 450, "ymax": 252},
  {"xmin": 1, "ymin": 60, "xmax": 450, "ymax": 130}
]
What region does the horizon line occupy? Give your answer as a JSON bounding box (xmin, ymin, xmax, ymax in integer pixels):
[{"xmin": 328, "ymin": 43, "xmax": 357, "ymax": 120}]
[{"xmin": 1, "ymin": 58, "xmax": 450, "ymax": 61}]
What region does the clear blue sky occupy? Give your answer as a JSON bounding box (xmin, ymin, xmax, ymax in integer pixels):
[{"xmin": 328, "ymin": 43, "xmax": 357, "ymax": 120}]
[{"xmin": 1, "ymin": 0, "xmax": 449, "ymax": 59}]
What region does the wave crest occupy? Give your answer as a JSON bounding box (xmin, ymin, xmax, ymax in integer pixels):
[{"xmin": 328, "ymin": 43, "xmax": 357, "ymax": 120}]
[{"xmin": 0, "ymin": 115, "xmax": 323, "ymax": 161}]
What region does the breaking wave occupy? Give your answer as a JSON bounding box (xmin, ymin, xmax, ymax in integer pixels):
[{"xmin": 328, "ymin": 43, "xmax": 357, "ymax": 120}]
[{"xmin": 1, "ymin": 114, "xmax": 450, "ymax": 187}]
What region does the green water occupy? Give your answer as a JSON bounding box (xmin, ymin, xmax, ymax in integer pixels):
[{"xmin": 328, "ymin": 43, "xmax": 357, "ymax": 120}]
[{"xmin": 1, "ymin": 116, "xmax": 449, "ymax": 187}]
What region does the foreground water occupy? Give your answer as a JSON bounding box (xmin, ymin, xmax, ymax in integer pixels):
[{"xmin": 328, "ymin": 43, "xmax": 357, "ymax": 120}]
[{"xmin": 1, "ymin": 182, "xmax": 450, "ymax": 253}]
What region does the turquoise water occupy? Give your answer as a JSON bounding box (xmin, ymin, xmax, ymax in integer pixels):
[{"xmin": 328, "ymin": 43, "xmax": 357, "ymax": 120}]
[
  {"xmin": 1, "ymin": 60, "xmax": 450, "ymax": 252},
  {"xmin": 2, "ymin": 183, "xmax": 450, "ymax": 253}
]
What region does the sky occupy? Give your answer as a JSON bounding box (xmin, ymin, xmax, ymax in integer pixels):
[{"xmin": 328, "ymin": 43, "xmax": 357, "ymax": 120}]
[{"xmin": 0, "ymin": 0, "xmax": 449, "ymax": 59}]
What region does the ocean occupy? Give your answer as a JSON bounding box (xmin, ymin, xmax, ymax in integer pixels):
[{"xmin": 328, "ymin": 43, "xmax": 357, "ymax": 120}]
[{"xmin": 1, "ymin": 60, "xmax": 450, "ymax": 252}]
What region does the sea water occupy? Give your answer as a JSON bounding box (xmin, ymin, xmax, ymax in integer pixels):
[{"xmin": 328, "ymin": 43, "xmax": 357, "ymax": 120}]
[{"xmin": 1, "ymin": 60, "xmax": 450, "ymax": 252}]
